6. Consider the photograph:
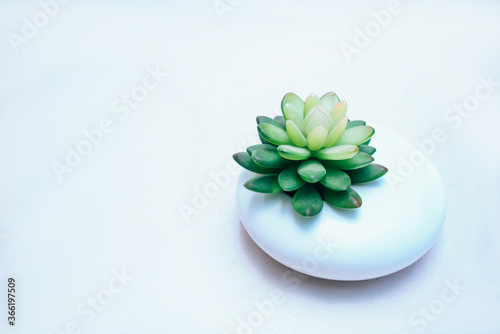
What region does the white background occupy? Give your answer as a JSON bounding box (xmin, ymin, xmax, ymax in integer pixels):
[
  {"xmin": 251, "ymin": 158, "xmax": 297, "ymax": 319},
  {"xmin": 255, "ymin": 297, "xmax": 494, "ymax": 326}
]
[{"xmin": 1, "ymin": 1, "xmax": 500, "ymax": 333}]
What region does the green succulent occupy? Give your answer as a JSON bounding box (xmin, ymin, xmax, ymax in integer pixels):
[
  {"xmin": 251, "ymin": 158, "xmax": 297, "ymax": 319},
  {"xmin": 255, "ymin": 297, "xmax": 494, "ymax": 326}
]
[{"xmin": 233, "ymin": 92, "xmax": 388, "ymax": 217}]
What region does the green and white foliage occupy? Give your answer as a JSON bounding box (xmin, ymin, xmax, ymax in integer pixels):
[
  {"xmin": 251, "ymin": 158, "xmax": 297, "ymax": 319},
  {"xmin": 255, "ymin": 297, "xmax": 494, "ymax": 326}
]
[{"xmin": 234, "ymin": 92, "xmax": 388, "ymax": 217}]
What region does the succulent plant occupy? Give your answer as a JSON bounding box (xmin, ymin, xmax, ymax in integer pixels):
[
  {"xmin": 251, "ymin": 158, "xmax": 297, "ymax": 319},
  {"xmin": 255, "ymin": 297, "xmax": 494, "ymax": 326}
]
[{"xmin": 233, "ymin": 92, "xmax": 388, "ymax": 217}]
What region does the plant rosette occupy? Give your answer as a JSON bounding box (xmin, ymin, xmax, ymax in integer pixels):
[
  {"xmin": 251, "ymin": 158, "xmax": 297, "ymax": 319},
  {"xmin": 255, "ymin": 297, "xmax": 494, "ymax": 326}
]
[{"xmin": 234, "ymin": 92, "xmax": 446, "ymax": 281}]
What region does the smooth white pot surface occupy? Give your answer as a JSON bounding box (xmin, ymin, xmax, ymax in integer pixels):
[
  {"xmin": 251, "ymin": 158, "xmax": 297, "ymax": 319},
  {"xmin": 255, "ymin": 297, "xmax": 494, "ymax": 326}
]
[{"xmin": 237, "ymin": 128, "xmax": 446, "ymax": 281}]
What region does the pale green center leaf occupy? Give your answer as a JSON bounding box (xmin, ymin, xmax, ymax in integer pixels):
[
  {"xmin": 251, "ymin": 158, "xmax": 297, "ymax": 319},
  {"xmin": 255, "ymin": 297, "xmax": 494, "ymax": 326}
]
[
  {"xmin": 277, "ymin": 145, "xmax": 311, "ymax": 161},
  {"xmin": 302, "ymin": 105, "xmax": 332, "ymax": 135},
  {"xmin": 297, "ymin": 159, "xmax": 326, "ymax": 183},
  {"xmin": 323, "ymin": 152, "xmax": 374, "ymax": 170},
  {"xmin": 283, "ymin": 103, "xmax": 304, "ymax": 129},
  {"xmin": 323, "ymin": 116, "xmax": 348, "ymax": 147},
  {"xmin": 281, "ymin": 93, "xmax": 304, "ymax": 117},
  {"xmin": 320, "ymin": 92, "xmax": 340, "ymax": 112},
  {"xmin": 335, "ymin": 126, "xmax": 375, "ymax": 146},
  {"xmin": 304, "ymin": 93, "xmax": 321, "ymax": 116},
  {"xmin": 306, "ymin": 126, "xmax": 328, "ymax": 151},
  {"xmin": 312, "ymin": 145, "xmax": 359, "ymax": 160},
  {"xmin": 330, "ymin": 101, "xmax": 347, "ymax": 130},
  {"xmin": 285, "ymin": 120, "xmax": 307, "ymax": 147}
]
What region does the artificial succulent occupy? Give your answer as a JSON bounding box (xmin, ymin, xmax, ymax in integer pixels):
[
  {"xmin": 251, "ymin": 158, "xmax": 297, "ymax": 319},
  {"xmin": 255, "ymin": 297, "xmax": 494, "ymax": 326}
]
[{"xmin": 233, "ymin": 92, "xmax": 388, "ymax": 217}]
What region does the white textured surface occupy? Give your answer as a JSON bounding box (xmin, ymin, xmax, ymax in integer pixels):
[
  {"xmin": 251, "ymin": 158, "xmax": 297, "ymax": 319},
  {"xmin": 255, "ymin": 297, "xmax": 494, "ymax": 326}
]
[
  {"xmin": 237, "ymin": 129, "xmax": 447, "ymax": 281},
  {"xmin": 0, "ymin": 1, "xmax": 499, "ymax": 334}
]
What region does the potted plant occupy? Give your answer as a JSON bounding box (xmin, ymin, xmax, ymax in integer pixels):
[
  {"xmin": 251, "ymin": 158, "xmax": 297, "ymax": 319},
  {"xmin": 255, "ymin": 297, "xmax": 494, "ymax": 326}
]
[{"xmin": 234, "ymin": 92, "xmax": 446, "ymax": 281}]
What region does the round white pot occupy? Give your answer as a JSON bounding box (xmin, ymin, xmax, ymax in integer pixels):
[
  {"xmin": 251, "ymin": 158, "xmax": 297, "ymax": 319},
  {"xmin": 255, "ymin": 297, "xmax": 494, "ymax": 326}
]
[{"xmin": 236, "ymin": 128, "xmax": 446, "ymax": 281}]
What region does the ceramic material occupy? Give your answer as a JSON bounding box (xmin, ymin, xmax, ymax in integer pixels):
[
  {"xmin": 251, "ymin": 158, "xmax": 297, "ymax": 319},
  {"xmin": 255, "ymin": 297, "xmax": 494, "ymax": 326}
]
[{"xmin": 236, "ymin": 128, "xmax": 446, "ymax": 281}]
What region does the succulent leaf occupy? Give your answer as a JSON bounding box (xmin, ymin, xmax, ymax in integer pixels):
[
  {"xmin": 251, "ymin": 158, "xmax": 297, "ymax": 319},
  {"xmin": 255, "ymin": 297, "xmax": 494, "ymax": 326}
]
[
  {"xmin": 345, "ymin": 120, "xmax": 366, "ymax": 130},
  {"xmin": 330, "ymin": 101, "xmax": 347, "ymax": 130},
  {"xmin": 283, "ymin": 103, "xmax": 304, "ymax": 129},
  {"xmin": 336, "ymin": 126, "xmax": 374, "ymax": 146},
  {"xmin": 256, "ymin": 116, "xmax": 285, "ymax": 130},
  {"xmin": 319, "ymin": 186, "xmax": 362, "ymax": 209},
  {"xmin": 285, "ymin": 120, "xmax": 307, "ymax": 147},
  {"xmin": 292, "ymin": 184, "xmax": 323, "ymax": 217},
  {"xmin": 246, "ymin": 144, "xmax": 276, "ymax": 156},
  {"xmin": 278, "ymin": 166, "xmax": 306, "ymax": 191},
  {"xmin": 319, "ymin": 166, "xmax": 351, "ymax": 191},
  {"xmin": 312, "ymin": 145, "xmax": 359, "ymax": 160},
  {"xmin": 345, "ymin": 164, "xmax": 388, "ymax": 183},
  {"xmin": 323, "ymin": 152, "xmax": 374, "ymax": 170},
  {"xmin": 302, "ymin": 105, "xmax": 332, "ymax": 135},
  {"xmin": 297, "ymin": 159, "xmax": 326, "ymax": 183},
  {"xmin": 306, "ymin": 126, "xmax": 328, "ymax": 151},
  {"xmin": 358, "ymin": 144, "xmax": 376, "ymax": 155},
  {"xmin": 233, "ymin": 152, "xmax": 281, "ymax": 174},
  {"xmin": 252, "ymin": 148, "xmax": 291, "ymax": 168},
  {"xmin": 281, "ymin": 93, "xmax": 304, "ymax": 117},
  {"xmin": 304, "ymin": 93, "xmax": 321, "ymax": 116},
  {"xmin": 323, "ymin": 116, "xmax": 348, "ymax": 147},
  {"xmin": 259, "ymin": 134, "xmax": 275, "ymax": 146},
  {"xmin": 258, "ymin": 123, "xmax": 293, "ymax": 146},
  {"xmin": 273, "ymin": 115, "xmax": 286, "ymax": 127},
  {"xmin": 320, "ymin": 92, "xmax": 340, "ymax": 112},
  {"xmin": 277, "ymin": 145, "xmax": 311, "ymax": 161},
  {"xmin": 244, "ymin": 175, "xmax": 282, "ymax": 193}
]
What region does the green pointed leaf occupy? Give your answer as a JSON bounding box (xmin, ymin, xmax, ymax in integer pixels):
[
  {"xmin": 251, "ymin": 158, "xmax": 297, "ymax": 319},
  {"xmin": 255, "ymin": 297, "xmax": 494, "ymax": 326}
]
[
  {"xmin": 336, "ymin": 126, "xmax": 375, "ymax": 146},
  {"xmin": 306, "ymin": 126, "xmax": 328, "ymax": 151},
  {"xmin": 244, "ymin": 175, "xmax": 282, "ymax": 193},
  {"xmin": 324, "ymin": 116, "xmax": 348, "ymax": 147},
  {"xmin": 252, "ymin": 148, "xmax": 291, "ymax": 168},
  {"xmin": 330, "ymin": 101, "xmax": 347, "ymax": 130},
  {"xmin": 283, "ymin": 103, "xmax": 304, "ymax": 129},
  {"xmin": 319, "ymin": 186, "xmax": 362, "ymax": 209},
  {"xmin": 273, "ymin": 115, "xmax": 286, "ymax": 127},
  {"xmin": 312, "ymin": 145, "xmax": 359, "ymax": 160},
  {"xmin": 277, "ymin": 145, "xmax": 311, "ymax": 161},
  {"xmin": 345, "ymin": 120, "xmax": 366, "ymax": 130},
  {"xmin": 358, "ymin": 145, "xmax": 376, "ymax": 155},
  {"xmin": 278, "ymin": 166, "xmax": 306, "ymax": 191},
  {"xmin": 304, "ymin": 93, "xmax": 321, "ymax": 116},
  {"xmin": 233, "ymin": 152, "xmax": 281, "ymax": 174},
  {"xmin": 362, "ymin": 138, "xmax": 372, "ymax": 145},
  {"xmin": 281, "ymin": 93, "xmax": 304, "ymax": 117},
  {"xmin": 323, "ymin": 152, "xmax": 374, "ymax": 170},
  {"xmin": 302, "ymin": 105, "xmax": 332, "ymax": 135},
  {"xmin": 285, "ymin": 120, "xmax": 307, "ymax": 147},
  {"xmin": 246, "ymin": 144, "xmax": 276, "ymax": 156},
  {"xmin": 257, "ymin": 116, "xmax": 285, "ymax": 130},
  {"xmin": 292, "ymin": 184, "xmax": 323, "ymax": 217},
  {"xmin": 319, "ymin": 166, "xmax": 351, "ymax": 191},
  {"xmin": 320, "ymin": 92, "xmax": 340, "ymax": 112},
  {"xmin": 258, "ymin": 123, "xmax": 293, "ymax": 146},
  {"xmin": 345, "ymin": 164, "xmax": 388, "ymax": 183},
  {"xmin": 297, "ymin": 159, "xmax": 326, "ymax": 183}
]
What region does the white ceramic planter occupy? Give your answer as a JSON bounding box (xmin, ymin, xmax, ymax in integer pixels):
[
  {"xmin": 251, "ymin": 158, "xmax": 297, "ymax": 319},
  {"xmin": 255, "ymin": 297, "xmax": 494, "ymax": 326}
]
[{"xmin": 236, "ymin": 128, "xmax": 446, "ymax": 281}]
